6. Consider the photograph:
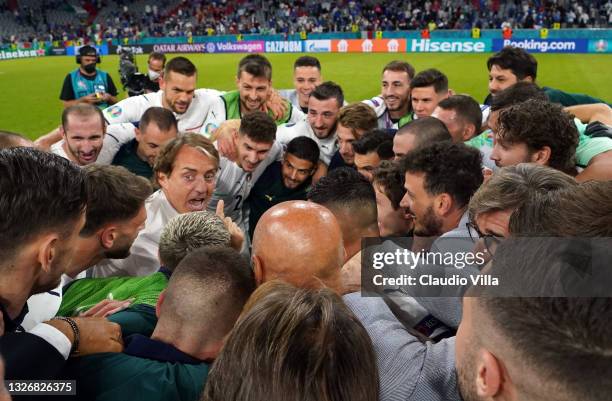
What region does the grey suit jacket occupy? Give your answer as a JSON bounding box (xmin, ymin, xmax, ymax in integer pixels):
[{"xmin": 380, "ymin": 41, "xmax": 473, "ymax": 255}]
[{"xmin": 344, "ymin": 293, "xmax": 461, "ymax": 401}]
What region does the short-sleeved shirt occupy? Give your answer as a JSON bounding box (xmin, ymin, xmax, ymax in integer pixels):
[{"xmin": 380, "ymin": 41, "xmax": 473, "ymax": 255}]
[
  {"xmin": 362, "ymin": 95, "xmax": 413, "ymax": 129},
  {"xmin": 207, "ymin": 141, "xmax": 284, "ymax": 236},
  {"xmin": 60, "ymin": 69, "xmax": 118, "ymax": 100},
  {"xmin": 275, "ymin": 120, "xmax": 338, "ymax": 165},
  {"xmin": 202, "ymin": 90, "xmax": 305, "ymax": 136},
  {"xmin": 103, "ymin": 89, "xmax": 221, "ymax": 134}
]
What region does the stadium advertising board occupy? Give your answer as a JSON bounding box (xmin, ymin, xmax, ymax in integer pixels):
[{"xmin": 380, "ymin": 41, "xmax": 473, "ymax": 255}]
[
  {"xmin": 330, "ymin": 39, "xmax": 407, "ymax": 53},
  {"xmin": 203, "ymin": 41, "xmax": 265, "ymax": 53},
  {"xmin": 493, "ymin": 38, "xmax": 589, "ymax": 53},
  {"xmin": 264, "ymin": 41, "xmax": 304, "ymax": 53},
  {"xmin": 151, "ymin": 43, "xmax": 207, "ymax": 53},
  {"xmin": 304, "ymin": 40, "xmax": 332, "ymax": 52},
  {"xmin": 588, "ymin": 39, "xmax": 611, "ymax": 53},
  {"xmin": 0, "ymin": 48, "xmax": 46, "ymax": 60},
  {"xmin": 49, "ymin": 47, "xmax": 67, "ymax": 56},
  {"xmin": 409, "ymin": 39, "xmax": 491, "ymax": 53},
  {"xmin": 108, "ymin": 45, "xmax": 153, "ymax": 54},
  {"xmin": 66, "ymin": 44, "xmax": 109, "ymax": 56}
]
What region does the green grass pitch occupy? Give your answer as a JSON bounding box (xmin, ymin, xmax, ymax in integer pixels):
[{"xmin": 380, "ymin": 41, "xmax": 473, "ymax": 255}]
[{"xmin": 0, "ymin": 52, "xmax": 610, "ymax": 139}]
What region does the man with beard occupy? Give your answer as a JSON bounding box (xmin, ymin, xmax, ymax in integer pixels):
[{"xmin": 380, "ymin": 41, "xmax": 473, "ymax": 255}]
[
  {"xmin": 111, "ymin": 107, "xmax": 178, "ymax": 179},
  {"xmin": 398, "ymin": 141, "xmax": 484, "ymax": 329},
  {"xmin": 363, "ymin": 61, "xmax": 415, "ymax": 130},
  {"xmin": 102, "ymin": 56, "xmax": 221, "ymax": 133},
  {"xmin": 205, "ymin": 54, "xmax": 304, "ymax": 130},
  {"xmin": 60, "ymin": 45, "xmax": 118, "ymax": 109},
  {"xmin": 37, "ymin": 57, "xmax": 220, "ymax": 149},
  {"xmin": 399, "ymin": 141, "xmax": 483, "ymax": 239},
  {"xmin": 276, "ymin": 82, "xmax": 344, "ymax": 165},
  {"xmin": 0, "ymin": 148, "xmax": 123, "ymax": 379},
  {"xmin": 51, "ymin": 104, "xmax": 133, "ymax": 166},
  {"xmin": 92, "ymin": 134, "xmax": 221, "ymax": 277},
  {"xmin": 22, "ymin": 165, "xmax": 152, "ymax": 329},
  {"xmin": 456, "ymin": 237, "xmax": 612, "ymax": 401},
  {"xmin": 247, "ymin": 136, "xmax": 319, "ymax": 240}
]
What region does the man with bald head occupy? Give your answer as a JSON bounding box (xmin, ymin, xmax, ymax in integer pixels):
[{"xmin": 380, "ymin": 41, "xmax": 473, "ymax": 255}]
[
  {"xmin": 0, "ymin": 130, "xmax": 34, "ymax": 149},
  {"xmin": 251, "ymin": 199, "xmax": 460, "ymax": 401},
  {"xmin": 251, "ymin": 200, "xmax": 344, "ymax": 293}
]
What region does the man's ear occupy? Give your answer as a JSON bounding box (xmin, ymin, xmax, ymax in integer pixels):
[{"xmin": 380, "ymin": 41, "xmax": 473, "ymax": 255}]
[
  {"xmin": 531, "ymin": 146, "xmax": 551, "ymax": 166},
  {"xmin": 134, "ymin": 127, "xmax": 142, "ymax": 140},
  {"xmin": 159, "ymin": 75, "xmax": 166, "ymax": 91},
  {"xmin": 475, "ymin": 349, "xmax": 504, "ymax": 398},
  {"xmin": 463, "ymin": 124, "xmax": 476, "ymax": 141},
  {"xmin": 434, "ymin": 193, "xmax": 453, "ymax": 217},
  {"xmin": 155, "ymin": 289, "xmax": 166, "ymax": 319},
  {"xmin": 36, "ymin": 234, "xmax": 59, "ymax": 273},
  {"xmin": 99, "ymin": 226, "xmax": 117, "ymax": 250},
  {"xmin": 157, "ymin": 171, "xmax": 169, "ymax": 190},
  {"xmin": 523, "ymin": 76, "xmax": 534, "ymax": 83},
  {"xmin": 231, "ymin": 128, "xmax": 241, "ymax": 147},
  {"xmin": 251, "ymin": 254, "xmax": 264, "ymax": 286},
  {"xmin": 59, "ymin": 125, "xmax": 67, "ymax": 139}
]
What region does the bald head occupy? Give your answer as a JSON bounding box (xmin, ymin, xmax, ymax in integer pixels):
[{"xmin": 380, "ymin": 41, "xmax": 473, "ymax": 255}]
[
  {"xmin": 252, "ymin": 201, "xmax": 344, "ymax": 292},
  {"xmin": 0, "ymin": 130, "xmax": 33, "ymax": 149}
]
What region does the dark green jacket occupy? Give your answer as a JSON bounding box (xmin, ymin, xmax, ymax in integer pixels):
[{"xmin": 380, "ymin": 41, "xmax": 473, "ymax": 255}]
[{"xmin": 64, "ymin": 334, "xmax": 209, "ymax": 401}]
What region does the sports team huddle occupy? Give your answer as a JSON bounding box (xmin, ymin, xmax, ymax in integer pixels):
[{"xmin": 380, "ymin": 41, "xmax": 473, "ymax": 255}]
[{"xmin": 0, "ymin": 44, "xmax": 611, "ymax": 401}]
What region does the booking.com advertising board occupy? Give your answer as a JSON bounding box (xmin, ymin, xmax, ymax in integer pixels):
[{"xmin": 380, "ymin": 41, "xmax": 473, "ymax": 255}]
[
  {"xmin": 97, "ymin": 37, "xmax": 610, "ymax": 57},
  {"xmin": 492, "ymin": 38, "xmax": 589, "ymax": 53}
]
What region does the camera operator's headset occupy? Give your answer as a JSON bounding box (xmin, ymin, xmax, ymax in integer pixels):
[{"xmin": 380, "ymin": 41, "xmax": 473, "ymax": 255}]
[{"xmin": 76, "ymin": 45, "xmax": 101, "ymax": 64}]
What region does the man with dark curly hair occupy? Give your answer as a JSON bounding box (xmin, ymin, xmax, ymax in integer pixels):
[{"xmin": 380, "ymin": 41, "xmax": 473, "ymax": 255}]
[
  {"xmin": 399, "ymin": 141, "xmax": 483, "ymax": 238},
  {"xmin": 491, "ymin": 99, "xmax": 579, "ymax": 176}
]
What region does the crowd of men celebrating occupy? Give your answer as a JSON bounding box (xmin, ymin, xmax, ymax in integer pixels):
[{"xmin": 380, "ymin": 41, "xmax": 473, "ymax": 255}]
[{"xmin": 1, "ymin": 44, "xmax": 611, "ymax": 401}]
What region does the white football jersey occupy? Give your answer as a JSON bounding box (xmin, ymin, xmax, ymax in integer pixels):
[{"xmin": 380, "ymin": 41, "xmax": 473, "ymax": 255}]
[
  {"xmin": 102, "ymin": 89, "xmax": 222, "ymax": 134},
  {"xmin": 207, "ymin": 141, "xmax": 283, "ymax": 234},
  {"xmin": 276, "ymin": 120, "xmax": 338, "ymax": 165}
]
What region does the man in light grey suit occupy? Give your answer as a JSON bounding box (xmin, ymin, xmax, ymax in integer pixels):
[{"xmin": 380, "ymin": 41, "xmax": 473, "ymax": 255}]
[{"xmin": 251, "ymin": 200, "xmax": 462, "ymax": 401}]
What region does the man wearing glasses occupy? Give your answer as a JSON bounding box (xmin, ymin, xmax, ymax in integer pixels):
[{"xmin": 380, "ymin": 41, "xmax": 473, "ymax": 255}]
[{"xmin": 247, "ymin": 137, "xmax": 319, "ymax": 241}]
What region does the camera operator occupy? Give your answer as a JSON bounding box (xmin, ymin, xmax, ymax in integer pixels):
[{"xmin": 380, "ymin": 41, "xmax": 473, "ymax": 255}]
[
  {"xmin": 144, "ymin": 52, "xmax": 166, "ymax": 93},
  {"xmin": 60, "ymin": 45, "xmax": 118, "ymax": 109},
  {"xmin": 120, "ymin": 49, "xmax": 166, "ymax": 97}
]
